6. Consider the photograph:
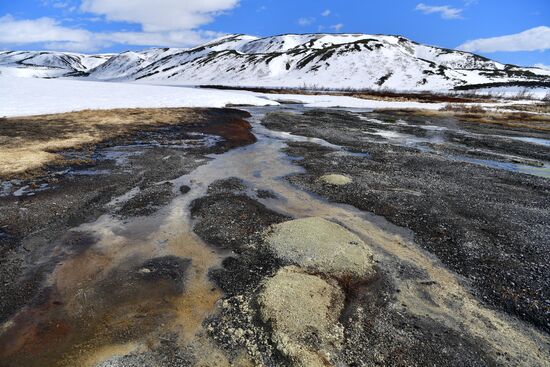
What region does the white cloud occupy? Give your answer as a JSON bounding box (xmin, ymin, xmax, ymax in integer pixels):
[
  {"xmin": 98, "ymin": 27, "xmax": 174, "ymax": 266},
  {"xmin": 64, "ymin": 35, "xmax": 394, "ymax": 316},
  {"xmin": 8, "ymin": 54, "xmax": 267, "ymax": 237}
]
[
  {"xmin": 0, "ymin": 15, "xmax": 91, "ymax": 46},
  {"xmin": 52, "ymin": 1, "xmax": 70, "ymax": 8},
  {"xmin": 330, "ymin": 23, "xmax": 344, "ymax": 32},
  {"xmin": 107, "ymin": 30, "xmax": 224, "ymax": 48},
  {"xmin": 41, "ymin": 0, "xmax": 77, "ymax": 12},
  {"xmin": 0, "ymin": 0, "xmax": 240, "ymax": 51},
  {"xmin": 297, "ymin": 17, "xmax": 315, "ymax": 26},
  {"xmin": 0, "ymin": 15, "xmax": 225, "ymax": 52},
  {"xmin": 533, "ymin": 63, "xmax": 550, "ymax": 70},
  {"xmin": 458, "ymin": 26, "xmax": 550, "ymax": 52},
  {"xmin": 80, "ymin": 0, "xmax": 239, "ymax": 32},
  {"xmin": 321, "ymin": 9, "xmax": 331, "ymax": 17},
  {"xmin": 415, "ymin": 3, "xmax": 463, "ymax": 19},
  {"xmin": 42, "ymin": 40, "xmax": 103, "ymax": 52}
]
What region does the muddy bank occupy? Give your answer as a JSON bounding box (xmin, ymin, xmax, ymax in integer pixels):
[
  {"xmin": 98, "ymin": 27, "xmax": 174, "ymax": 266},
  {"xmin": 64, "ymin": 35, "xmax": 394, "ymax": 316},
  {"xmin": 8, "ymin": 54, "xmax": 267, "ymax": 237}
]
[
  {"xmin": 0, "ymin": 107, "xmax": 258, "ymax": 179},
  {"xmin": 262, "ymin": 108, "xmax": 550, "ymax": 334}
]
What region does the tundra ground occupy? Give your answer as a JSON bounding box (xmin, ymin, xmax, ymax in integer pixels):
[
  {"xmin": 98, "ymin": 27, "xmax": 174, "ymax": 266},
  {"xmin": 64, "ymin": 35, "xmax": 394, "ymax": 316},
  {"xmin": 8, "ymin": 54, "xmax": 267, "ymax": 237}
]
[{"xmin": 0, "ymin": 106, "xmax": 548, "ymax": 367}]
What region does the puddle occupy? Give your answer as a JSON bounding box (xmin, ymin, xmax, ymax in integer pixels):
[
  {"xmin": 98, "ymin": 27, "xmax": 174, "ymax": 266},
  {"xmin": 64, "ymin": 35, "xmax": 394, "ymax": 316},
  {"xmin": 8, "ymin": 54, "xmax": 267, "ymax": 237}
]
[
  {"xmin": 94, "ymin": 148, "xmax": 144, "ymax": 166},
  {"xmin": 354, "ymin": 111, "xmax": 550, "ymax": 178},
  {"xmin": 12, "ymin": 183, "xmax": 51, "ymax": 197},
  {"xmin": 458, "ymin": 156, "xmax": 550, "ymax": 178},
  {"xmin": 1, "ymin": 181, "xmax": 227, "ymax": 366},
  {"xmin": 509, "ymin": 136, "xmax": 550, "ymax": 147},
  {"xmin": 0, "ymin": 181, "xmax": 15, "ymax": 197},
  {"xmin": 94, "ymin": 133, "xmax": 220, "ymax": 166},
  {"xmin": 250, "ymin": 109, "xmax": 371, "ymax": 159},
  {"xmin": 1, "ymin": 157, "xmax": 230, "ymax": 365},
  {"xmin": 68, "ymin": 169, "xmax": 111, "ymax": 176}
]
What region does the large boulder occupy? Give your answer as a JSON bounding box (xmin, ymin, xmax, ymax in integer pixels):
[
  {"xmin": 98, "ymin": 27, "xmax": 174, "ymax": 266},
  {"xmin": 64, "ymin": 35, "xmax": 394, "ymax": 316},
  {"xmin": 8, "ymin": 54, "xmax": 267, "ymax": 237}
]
[
  {"xmin": 263, "ymin": 217, "xmax": 375, "ymax": 278},
  {"xmin": 257, "ymin": 266, "xmax": 344, "ymax": 367}
]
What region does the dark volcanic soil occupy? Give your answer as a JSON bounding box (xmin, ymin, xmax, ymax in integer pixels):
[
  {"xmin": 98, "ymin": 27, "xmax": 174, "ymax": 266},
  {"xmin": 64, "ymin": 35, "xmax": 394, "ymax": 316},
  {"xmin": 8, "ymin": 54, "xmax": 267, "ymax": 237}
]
[
  {"xmin": 0, "ymin": 108, "xmax": 253, "ymax": 367},
  {"xmin": 0, "ymin": 106, "xmax": 548, "ymax": 367},
  {"xmin": 262, "ymin": 109, "xmax": 550, "ymax": 334},
  {"xmin": 190, "ymin": 178, "xmax": 499, "ymax": 367}
]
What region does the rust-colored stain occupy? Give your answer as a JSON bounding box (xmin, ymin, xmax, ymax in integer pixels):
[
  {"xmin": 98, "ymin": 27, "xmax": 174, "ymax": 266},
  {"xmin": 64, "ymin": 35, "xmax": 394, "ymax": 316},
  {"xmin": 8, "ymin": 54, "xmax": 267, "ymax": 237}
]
[
  {"xmin": 0, "ymin": 283, "xmax": 173, "ymax": 367},
  {"xmin": 194, "ymin": 117, "xmax": 257, "ymax": 148},
  {"xmin": 0, "ymin": 290, "xmax": 72, "ymax": 361},
  {"xmin": 0, "ymin": 107, "xmax": 246, "ymax": 366},
  {"xmin": 0, "ymin": 226, "xmax": 225, "ymax": 367}
]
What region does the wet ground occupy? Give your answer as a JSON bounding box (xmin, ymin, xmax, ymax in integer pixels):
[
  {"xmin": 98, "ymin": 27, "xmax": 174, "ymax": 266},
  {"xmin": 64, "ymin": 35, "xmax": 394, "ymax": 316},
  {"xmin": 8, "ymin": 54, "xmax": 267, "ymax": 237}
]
[
  {"xmin": 261, "ymin": 108, "xmax": 550, "ymax": 332},
  {"xmin": 0, "ymin": 106, "xmax": 549, "ymax": 366}
]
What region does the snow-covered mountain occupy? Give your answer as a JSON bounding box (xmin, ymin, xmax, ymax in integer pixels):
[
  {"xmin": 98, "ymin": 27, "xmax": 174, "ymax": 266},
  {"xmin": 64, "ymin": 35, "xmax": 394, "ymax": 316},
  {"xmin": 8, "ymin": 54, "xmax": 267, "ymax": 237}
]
[
  {"xmin": 2, "ymin": 34, "xmax": 549, "ymax": 91},
  {"xmin": 0, "ymin": 50, "xmax": 112, "ymax": 78}
]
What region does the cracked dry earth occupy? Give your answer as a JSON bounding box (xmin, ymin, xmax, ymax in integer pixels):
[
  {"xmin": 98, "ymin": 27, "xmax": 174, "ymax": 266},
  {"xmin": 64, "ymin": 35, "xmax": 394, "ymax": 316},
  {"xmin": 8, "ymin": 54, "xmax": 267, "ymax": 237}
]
[{"xmin": 0, "ymin": 106, "xmax": 549, "ymax": 367}]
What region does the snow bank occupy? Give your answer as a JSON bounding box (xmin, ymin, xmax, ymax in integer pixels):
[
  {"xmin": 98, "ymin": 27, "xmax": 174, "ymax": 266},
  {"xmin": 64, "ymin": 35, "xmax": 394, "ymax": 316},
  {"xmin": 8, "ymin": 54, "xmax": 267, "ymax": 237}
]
[
  {"xmin": 0, "ymin": 76, "xmax": 277, "ymax": 117},
  {"xmin": 0, "ymin": 65, "xmax": 69, "ymax": 78},
  {"xmin": 462, "ymin": 86, "xmax": 549, "ymax": 100},
  {"xmin": 0, "ymin": 76, "xmax": 449, "ymax": 117},
  {"xmin": 250, "ymin": 92, "xmax": 445, "ymax": 110}
]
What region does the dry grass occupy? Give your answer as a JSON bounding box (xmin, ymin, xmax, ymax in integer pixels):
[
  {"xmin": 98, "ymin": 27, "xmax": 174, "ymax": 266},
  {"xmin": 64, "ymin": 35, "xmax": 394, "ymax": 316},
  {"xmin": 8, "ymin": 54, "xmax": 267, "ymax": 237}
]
[
  {"xmin": 439, "ymin": 104, "xmax": 486, "ymax": 113},
  {"xmin": 496, "ymin": 103, "xmax": 550, "ymax": 114},
  {"xmin": 377, "ymin": 107, "xmax": 550, "ymax": 131},
  {"xmin": 201, "ymin": 85, "xmax": 494, "ymax": 104},
  {"xmin": 0, "ymin": 108, "xmax": 202, "ymax": 178},
  {"xmin": 440, "ymin": 101, "xmax": 550, "ymax": 115}
]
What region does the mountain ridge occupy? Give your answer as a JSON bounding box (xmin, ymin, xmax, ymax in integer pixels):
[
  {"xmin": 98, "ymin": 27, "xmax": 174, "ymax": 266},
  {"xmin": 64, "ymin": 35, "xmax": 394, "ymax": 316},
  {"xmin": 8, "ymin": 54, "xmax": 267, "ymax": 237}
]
[{"xmin": 1, "ymin": 33, "xmax": 549, "ymax": 91}]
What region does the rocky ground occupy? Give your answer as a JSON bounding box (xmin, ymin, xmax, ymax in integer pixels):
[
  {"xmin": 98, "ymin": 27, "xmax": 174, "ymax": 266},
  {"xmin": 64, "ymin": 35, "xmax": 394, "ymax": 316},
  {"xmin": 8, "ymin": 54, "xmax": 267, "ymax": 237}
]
[
  {"xmin": 0, "ymin": 108, "xmax": 255, "ymax": 366},
  {"xmin": 191, "ymin": 178, "xmax": 503, "ymax": 366},
  {"xmin": 0, "ymin": 106, "xmax": 549, "ymax": 367},
  {"xmin": 262, "ymin": 109, "xmax": 550, "ymax": 334}
]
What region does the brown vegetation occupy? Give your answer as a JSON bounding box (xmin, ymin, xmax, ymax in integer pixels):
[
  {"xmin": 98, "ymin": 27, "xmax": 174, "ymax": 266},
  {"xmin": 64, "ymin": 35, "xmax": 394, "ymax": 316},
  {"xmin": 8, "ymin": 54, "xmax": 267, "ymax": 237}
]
[
  {"xmin": 439, "ymin": 104, "xmax": 486, "ymax": 113},
  {"xmin": 0, "ymin": 108, "xmax": 204, "ymax": 178},
  {"xmin": 497, "ymin": 102, "xmax": 550, "ymax": 114},
  {"xmin": 379, "ymin": 106, "xmax": 550, "ymax": 131},
  {"xmin": 201, "ymin": 85, "xmax": 496, "ymax": 103}
]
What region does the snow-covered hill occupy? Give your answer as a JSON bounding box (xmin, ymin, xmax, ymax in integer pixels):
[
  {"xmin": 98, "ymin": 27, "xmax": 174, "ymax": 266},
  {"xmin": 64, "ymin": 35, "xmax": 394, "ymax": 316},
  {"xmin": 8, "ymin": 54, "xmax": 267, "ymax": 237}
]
[
  {"xmin": 2, "ymin": 34, "xmax": 549, "ymax": 91},
  {"xmin": 0, "ymin": 50, "xmax": 112, "ymax": 78}
]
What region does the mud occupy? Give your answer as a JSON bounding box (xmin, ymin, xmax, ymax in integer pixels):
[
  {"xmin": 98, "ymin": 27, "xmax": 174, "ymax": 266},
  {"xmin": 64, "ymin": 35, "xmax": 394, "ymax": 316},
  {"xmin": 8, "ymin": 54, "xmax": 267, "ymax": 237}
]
[
  {"xmin": 190, "ymin": 177, "xmax": 287, "ymax": 295},
  {"xmin": 191, "ymin": 179, "xmax": 289, "ymax": 252}
]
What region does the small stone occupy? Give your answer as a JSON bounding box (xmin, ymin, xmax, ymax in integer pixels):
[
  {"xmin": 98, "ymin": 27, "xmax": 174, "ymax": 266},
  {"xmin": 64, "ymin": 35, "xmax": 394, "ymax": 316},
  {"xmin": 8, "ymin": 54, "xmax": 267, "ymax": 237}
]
[{"xmin": 319, "ymin": 174, "xmax": 352, "ymax": 186}]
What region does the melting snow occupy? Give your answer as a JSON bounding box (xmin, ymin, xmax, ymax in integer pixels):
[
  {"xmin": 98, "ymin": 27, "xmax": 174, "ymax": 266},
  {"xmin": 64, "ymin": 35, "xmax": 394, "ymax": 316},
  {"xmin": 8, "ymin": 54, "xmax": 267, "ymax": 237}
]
[
  {"xmin": 0, "ymin": 76, "xmax": 450, "ymax": 117},
  {"xmin": 0, "ymin": 76, "xmax": 277, "ymax": 117}
]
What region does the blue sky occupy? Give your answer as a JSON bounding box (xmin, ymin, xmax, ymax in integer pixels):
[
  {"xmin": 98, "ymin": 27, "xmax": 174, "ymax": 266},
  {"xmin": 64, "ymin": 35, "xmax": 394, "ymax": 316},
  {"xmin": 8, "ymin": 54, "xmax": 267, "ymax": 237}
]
[{"xmin": 0, "ymin": 0, "xmax": 548, "ymax": 67}]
